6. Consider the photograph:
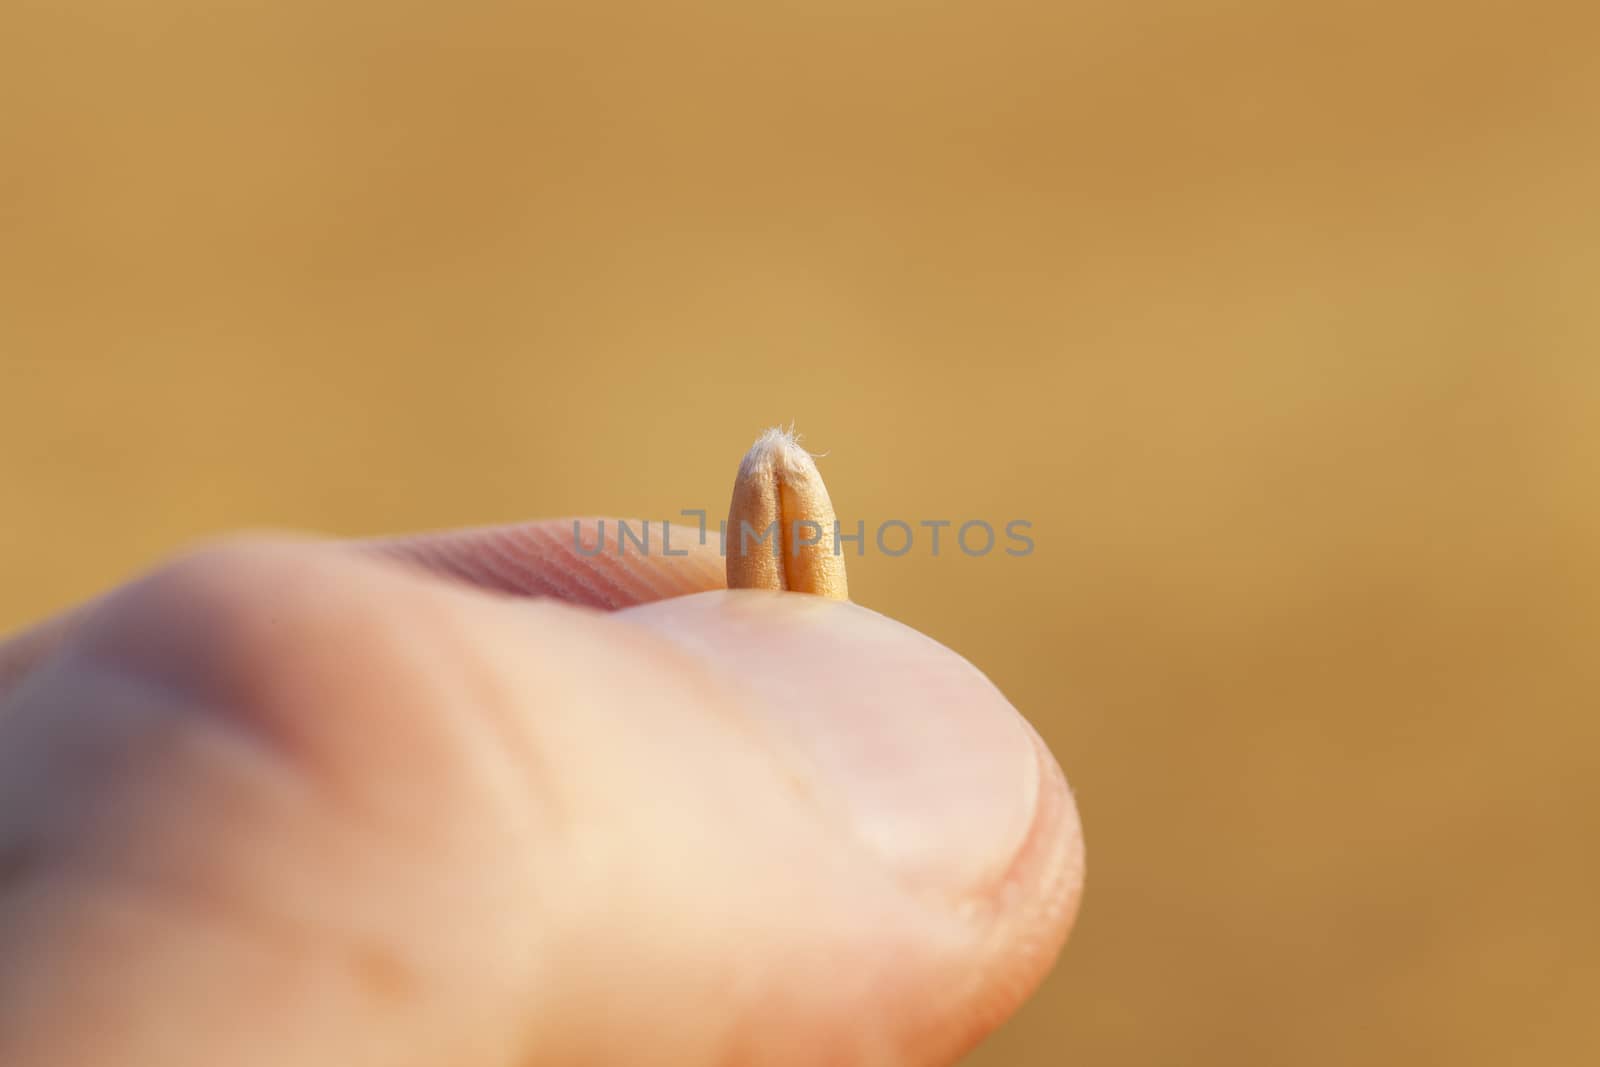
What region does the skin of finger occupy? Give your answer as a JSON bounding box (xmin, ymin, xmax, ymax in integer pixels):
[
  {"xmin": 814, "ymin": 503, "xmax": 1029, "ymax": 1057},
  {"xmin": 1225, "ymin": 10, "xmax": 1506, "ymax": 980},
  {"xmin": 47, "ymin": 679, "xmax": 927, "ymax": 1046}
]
[
  {"xmin": 618, "ymin": 591, "xmax": 1085, "ymax": 1047},
  {"xmin": 365, "ymin": 518, "xmax": 727, "ymax": 609},
  {"xmin": 0, "ymin": 540, "xmax": 1069, "ymax": 1066},
  {"xmin": 0, "ymin": 520, "xmax": 724, "ymax": 708},
  {"xmin": 0, "ymin": 614, "xmax": 74, "ymax": 703}
]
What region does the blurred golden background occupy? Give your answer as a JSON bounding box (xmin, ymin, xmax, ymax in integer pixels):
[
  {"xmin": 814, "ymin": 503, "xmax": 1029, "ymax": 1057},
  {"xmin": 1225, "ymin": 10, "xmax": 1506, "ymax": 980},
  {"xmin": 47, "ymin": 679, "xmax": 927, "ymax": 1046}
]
[{"xmin": 3, "ymin": 2, "xmax": 1597, "ymax": 1063}]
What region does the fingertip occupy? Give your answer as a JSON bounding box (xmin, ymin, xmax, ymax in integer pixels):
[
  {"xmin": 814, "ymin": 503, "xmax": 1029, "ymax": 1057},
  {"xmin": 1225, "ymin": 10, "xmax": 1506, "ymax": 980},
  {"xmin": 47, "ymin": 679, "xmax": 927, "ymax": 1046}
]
[{"xmin": 617, "ymin": 590, "xmax": 1085, "ymax": 1031}]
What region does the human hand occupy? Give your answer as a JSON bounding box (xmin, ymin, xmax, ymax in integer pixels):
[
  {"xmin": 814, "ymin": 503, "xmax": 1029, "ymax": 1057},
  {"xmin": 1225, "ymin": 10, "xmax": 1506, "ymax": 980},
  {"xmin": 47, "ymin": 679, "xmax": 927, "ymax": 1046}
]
[{"xmin": 0, "ymin": 521, "xmax": 1083, "ymax": 1066}]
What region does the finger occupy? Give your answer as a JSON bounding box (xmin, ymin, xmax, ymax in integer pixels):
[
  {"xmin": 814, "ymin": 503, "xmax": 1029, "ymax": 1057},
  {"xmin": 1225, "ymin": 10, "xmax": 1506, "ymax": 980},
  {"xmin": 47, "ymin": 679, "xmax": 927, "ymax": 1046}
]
[
  {"xmin": 616, "ymin": 590, "xmax": 1086, "ymax": 1049},
  {"xmin": 0, "ymin": 539, "xmax": 1082, "ymax": 1066},
  {"xmin": 366, "ymin": 517, "xmax": 726, "ymax": 608},
  {"xmin": 0, "ymin": 613, "xmax": 74, "ymax": 702},
  {"xmin": 0, "ymin": 518, "xmax": 723, "ymax": 706}
]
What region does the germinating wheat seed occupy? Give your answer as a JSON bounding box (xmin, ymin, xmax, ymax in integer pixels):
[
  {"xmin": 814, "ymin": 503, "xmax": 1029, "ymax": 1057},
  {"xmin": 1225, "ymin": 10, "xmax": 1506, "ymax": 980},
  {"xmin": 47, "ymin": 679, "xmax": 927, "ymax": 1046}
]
[{"xmin": 725, "ymin": 428, "xmax": 850, "ymax": 600}]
